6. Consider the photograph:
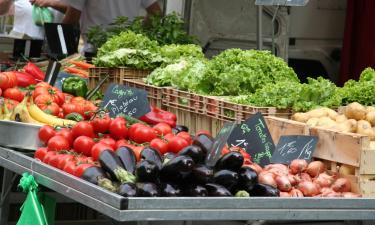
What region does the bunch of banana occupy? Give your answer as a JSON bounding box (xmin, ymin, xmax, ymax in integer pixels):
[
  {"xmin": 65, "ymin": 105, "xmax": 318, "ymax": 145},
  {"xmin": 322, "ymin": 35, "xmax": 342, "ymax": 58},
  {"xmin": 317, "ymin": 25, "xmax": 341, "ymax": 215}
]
[
  {"xmin": 10, "ymin": 97, "xmax": 45, "ymax": 125},
  {"xmin": 1, "ymin": 103, "xmax": 13, "ymax": 121}
]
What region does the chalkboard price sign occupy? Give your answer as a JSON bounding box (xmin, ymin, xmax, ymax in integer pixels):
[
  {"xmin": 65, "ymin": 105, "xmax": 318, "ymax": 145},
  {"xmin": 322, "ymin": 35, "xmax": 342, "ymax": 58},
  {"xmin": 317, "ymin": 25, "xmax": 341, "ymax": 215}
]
[
  {"xmin": 271, "ymin": 135, "xmax": 318, "ymax": 164},
  {"xmin": 227, "ymin": 112, "xmax": 275, "ymax": 166},
  {"xmin": 101, "ymin": 83, "xmax": 151, "ymax": 118}
]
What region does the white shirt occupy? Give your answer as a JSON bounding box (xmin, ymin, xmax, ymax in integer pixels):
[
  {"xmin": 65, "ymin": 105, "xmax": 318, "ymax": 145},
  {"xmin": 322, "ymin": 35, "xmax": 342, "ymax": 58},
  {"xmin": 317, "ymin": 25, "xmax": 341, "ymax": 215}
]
[{"xmin": 12, "ymin": 0, "xmax": 64, "ymax": 40}]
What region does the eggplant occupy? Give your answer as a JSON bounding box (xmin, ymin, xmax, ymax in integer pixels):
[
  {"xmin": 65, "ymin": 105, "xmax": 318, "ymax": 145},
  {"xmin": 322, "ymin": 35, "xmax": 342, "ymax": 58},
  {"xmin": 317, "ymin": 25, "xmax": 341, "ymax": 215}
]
[
  {"xmin": 161, "ymin": 183, "xmax": 182, "ymax": 197},
  {"xmin": 136, "ymin": 182, "xmax": 160, "ymax": 197},
  {"xmin": 161, "ymin": 156, "xmax": 194, "ymax": 181},
  {"xmin": 192, "ymin": 164, "xmax": 213, "ymax": 184},
  {"xmin": 250, "ymin": 184, "xmax": 280, "ymax": 197},
  {"xmin": 184, "ymin": 184, "xmax": 208, "ymax": 197},
  {"xmin": 215, "ymin": 152, "xmax": 243, "ymax": 172},
  {"xmin": 173, "ymin": 125, "xmax": 189, "ymax": 134},
  {"xmin": 99, "ymin": 150, "xmax": 136, "ymax": 183},
  {"xmin": 205, "ymin": 183, "xmax": 232, "ymax": 197},
  {"xmin": 116, "ymin": 146, "xmax": 136, "ymax": 174},
  {"xmin": 140, "ymin": 147, "xmax": 163, "ymax": 169},
  {"xmin": 213, "ymin": 170, "xmax": 239, "ymax": 190},
  {"xmin": 178, "ymin": 145, "xmax": 205, "ymax": 164},
  {"xmin": 238, "ymin": 166, "xmax": 258, "ymax": 191},
  {"xmin": 118, "ymin": 182, "xmax": 137, "ymax": 197},
  {"xmin": 135, "ymin": 160, "xmax": 160, "ymax": 182},
  {"xmin": 192, "ymin": 134, "xmax": 213, "ymax": 154},
  {"xmin": 80, "ymin": 166, "xmax": 117, "ymax": 192}
]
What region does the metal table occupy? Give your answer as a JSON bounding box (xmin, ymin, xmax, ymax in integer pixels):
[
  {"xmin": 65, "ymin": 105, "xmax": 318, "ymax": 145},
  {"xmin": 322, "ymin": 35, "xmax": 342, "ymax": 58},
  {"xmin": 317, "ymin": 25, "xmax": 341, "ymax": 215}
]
[{"xmin": 0, "ymin": 147, "xmax": 375, "ymax": 222}]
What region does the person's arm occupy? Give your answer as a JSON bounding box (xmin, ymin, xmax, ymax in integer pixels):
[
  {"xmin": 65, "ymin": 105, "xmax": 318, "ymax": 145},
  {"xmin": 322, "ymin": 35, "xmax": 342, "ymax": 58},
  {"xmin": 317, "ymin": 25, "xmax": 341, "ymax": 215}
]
[
  {"xmin": 29, "ymin": 0, "xmax": 67, "ymax": 13},
  {"xmin": 0, "ymin": 0, "xmax": 13, "ymax": 15},
  {"xmin": 145, "ymin": 1, "xmax": 161, "ymax": 17},
  {"xmin": 62, "ymin": 6, "xmax": 81, "ymax": 24}
]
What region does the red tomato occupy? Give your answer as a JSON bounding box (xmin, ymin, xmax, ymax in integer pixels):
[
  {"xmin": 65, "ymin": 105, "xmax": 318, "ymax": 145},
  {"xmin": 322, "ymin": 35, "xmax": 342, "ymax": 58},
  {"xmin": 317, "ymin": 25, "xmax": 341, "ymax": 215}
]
[
  {"xmin": 128, "ymin": 123, "xmax": 146, "ymax": 135},
  {"xmin": 163, "ymin": 133, "xmax": 175, "ymax": 143},
  {"xmin": 35, "ymin": 82, "xmax": 50, "ymax": 89},
  {"xmin": 43, "ymin": 151, "xmax": 57, "ymax": 164},
  {"xmin": 153, "ymin": 123, "xmax": 172, "ymax": 136},
  {"xmin": 109, "ymin": 117, "xmax": 128, "ymax": 140},
  {"xmin": 0, "ymin": 72, "xmax": 17, "ymax": 90},
  {"xmin": 0, "ymin": 88, "xmax": 2, "ymax": 96},
  {"xmin": 33, "ymin": 86, "xmax": 65, "ymax": 106},
  {"xmin": 115, "ymin": 139, "xmax": 128, "ymax": 149},
  {"xmin": 74, "ymin": 163, "xmax": 94, "ymax": 177},
  {"xmin": 82, "ymin": 101, "xmax": 97, "ymax": 119},
  {"xmin": 62, "ymin": 103, "xmax": 79, "ymax": 115},
  {"xmin": 63, "ymin": 161, "xmax": 77, "ymax": 175},
  {"xmin": 55, "ymin": 128, "xmax": 74, "ymax": 146},
  {"xmin": 34, "ymin": 95, "xmax": 60, "ymax": 116},
  {"xmin": 167, "ymin": 136, "xmax": 189, "ymax": 153},
  {"xmin": 3, "ymin": 88, "xmax": 24, "ymax": 102},
  {"xmin": 49, "ymin": 154, "xmax": 61, "ymax": 168},
  {"xmin": 196, "ymin": 130, "xmax": 211, "ymax": 137},
  {"xmin": 34, "ymin": 147, "xmax": 48, "ymax": 161},
  {"xmin": 91, "ymin": 143, "xmax": 114, "ymax": 161},
  {"xmin": 91, "ymin": 114, "xmax": 111, "ymax": 134},
  {"xmin": 73, "ymin": 136, "xmax": 95, "ymax": 156},
  {"xmin": 129, "ymin": 125, "xmax": 156, "ymax": 144},
  {"xmin": 71, "ymin": 121, "xmax": 95, "ymax": 138},
  {"xmin": 99, "ymin": 138, "xmax": 116, "ymax": 149},
  {"xmin": 150, "ymin": 138, "xmax": 169, "ymax": 155},
  {"xmin": 38, "ymin": 125, "xmax": 56, "ymax": 144},
  {"xmin": 70, "ymin": 97, "xmax": 86, "ymax": 104},
  {"xmin": 57, "ymin": 154, "xmax": 75, "ymax": 170},
  {"xmin": 3, "ymin": 98, "xmax": 19, "ymax": 112},
  {"xmin": 177, "ymin": 132, "xmax": 192, "ymax": 143},
  {"xmin": 47, "ymin": 136, "xmax": 70, "ymax": 151}
]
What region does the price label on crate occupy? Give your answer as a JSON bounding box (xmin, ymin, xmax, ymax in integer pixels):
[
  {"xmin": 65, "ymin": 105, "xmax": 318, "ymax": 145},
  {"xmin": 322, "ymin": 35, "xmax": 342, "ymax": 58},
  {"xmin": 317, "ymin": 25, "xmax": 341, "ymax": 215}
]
[
  {"xmin": 227, "ymin": 112, "xmax": 275, "ymax": 166},
  {"xmin": 271, "ymin": 135, "xmax": 318, "ymax": 164},
  {"xmin": 101, "ymin": 83, "xmax": 151, "ymax": 118}
]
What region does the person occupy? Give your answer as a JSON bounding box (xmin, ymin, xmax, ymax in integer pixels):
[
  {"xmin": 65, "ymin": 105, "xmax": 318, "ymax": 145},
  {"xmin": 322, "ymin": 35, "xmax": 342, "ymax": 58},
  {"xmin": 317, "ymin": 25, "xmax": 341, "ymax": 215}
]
[
  {"xmin": 0, "ymin": 0, "xmax": 67, "ymax": 39},
  {"xmin": 61, "ymin": 0, "xmax": 162, "ymax": 52}
]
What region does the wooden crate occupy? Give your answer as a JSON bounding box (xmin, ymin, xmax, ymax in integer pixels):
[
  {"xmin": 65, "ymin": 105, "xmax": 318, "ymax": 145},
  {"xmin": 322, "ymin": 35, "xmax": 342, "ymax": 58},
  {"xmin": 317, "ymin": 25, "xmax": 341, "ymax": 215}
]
[
  {"xmin": 123, "ymin": 79, "xmax": 164, "ymax": 108},
  {"xmin": 163, "ymin": 88, "xmax": 206, "ymax": 114}
]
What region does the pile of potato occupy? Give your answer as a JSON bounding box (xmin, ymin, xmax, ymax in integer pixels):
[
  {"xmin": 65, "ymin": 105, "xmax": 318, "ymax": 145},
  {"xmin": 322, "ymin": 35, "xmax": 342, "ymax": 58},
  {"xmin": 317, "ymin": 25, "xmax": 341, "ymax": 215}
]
[{"xmin": 292, "ymin": 102, "xmax": 375, "ymax": 146}]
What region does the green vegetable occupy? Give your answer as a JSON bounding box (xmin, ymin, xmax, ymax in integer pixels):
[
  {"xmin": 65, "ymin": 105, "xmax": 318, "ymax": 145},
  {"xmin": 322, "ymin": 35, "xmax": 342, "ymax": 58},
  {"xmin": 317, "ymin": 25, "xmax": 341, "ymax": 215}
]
[
  {"xmin": 65, "ymin": 113, "xmax": 84, "ymax": 122},
  {"xmin": 62, "ymin": 77, "xmax": 88, "ymax": 97},
  {"xmin": 160, "ymin": 44, "xmax": 204, "ymax": 64},
  {"xmin": 88, "ymin": 90, "xmax": 104, "ymax": 101},
  {"xmin": 32, "ymin": 6, "xmax": 54, "ymax": 26}
]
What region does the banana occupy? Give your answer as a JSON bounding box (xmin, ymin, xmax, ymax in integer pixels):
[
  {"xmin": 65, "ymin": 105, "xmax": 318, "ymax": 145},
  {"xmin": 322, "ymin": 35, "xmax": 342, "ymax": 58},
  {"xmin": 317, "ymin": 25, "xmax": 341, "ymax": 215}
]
[
  {"xmin": 3, "ymin": 103, "xmax": 13, "ymax": 120},
  {"xmin": 28, "ymin": 103, "xmax": 77, "ymax": 127},
  {"xmin": 0, "ymin": 104, "xmax": 3, "ymax": 120},
  {"xmin": 11, "ymin": 97, "xmax": 45, "ymax": 125}
]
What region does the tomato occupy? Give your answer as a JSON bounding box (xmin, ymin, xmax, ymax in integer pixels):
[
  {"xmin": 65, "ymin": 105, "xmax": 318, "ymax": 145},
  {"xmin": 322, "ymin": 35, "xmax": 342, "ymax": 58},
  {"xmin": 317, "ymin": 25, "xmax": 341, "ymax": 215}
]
[
  {"xmin": 34, "ymin": 147, "xmax": 48, "ymax": 161},
  {"xmin": 196, "ymin": 130, "xmax": 211, "ymax": 137},
  {"xmin": 82, "ymin": 101, "xmax": 97, "ymax": 119},
  {"xmin": 57, "ymin": 154, "xmax": 75, "ymax": 170},
  {"xmin": 167, "ymin": 136, "xmax": 189, "ymax": 153},
  {"xmin": 115, "ymin": 139, "xmax": 128, "ymax": 149},
  {"xmin": 38, "ymin": 125, "xmax": 56, "ymax": 144},
  {"xmin": 177, "ymin": 132, "xmax": 192, "ymax": 143},
  {"xmin": 91, "ymin": 143, "xmax": 114, "ymax": 161},
  {"xmin": 49, "ymin": 154, "xmax": 61, "ymax": 168},
  {"xmin": 109, "ymin": 117, "xmax": 128, "ymax": 140},
  {"xmin": 0, "ymin": 72, "xmax": 17, "ymax": 90},
  {"xmin": 153, "ymin": 123, "xmax": 172, "ymax": 136},
  {"xmin": 129, "ymin": 125, "xmax": 156, "ymax": 144},
  {"xmin": 34, "ymin": 95, "xmax": 60, "ymax": 116},
  {"xmin": 74, "ymin": 163, "xmax": 94, "ymax": 177},
  {"xmin": 70, "ymin": 97, "xmax": 86, "ymax": 104},
  {"xmin": 35, "ymin": 82, "xmax": 50, "ymax": 89},
  {"xmin": 3, "ymin": 98, "xmax": 19, "ymax": 112},
  {"xmin": 33, "ymin": 86, "xmax": 65, "ymax": 106},
  {"xmin": 76, "ymin": 156, "xmax": 95, "ymax": 164},
  {"xmin": 71, "ymin": 121, "xmax": 95, "ymax": 138},
  {"xmin": 128, "ymin": 123, "xmax": 145, "ymax": 134},
  {"xmin": 63, "ymin": 161, "xmax": 77, "ymax": 175},
  {"xmin": 221, "ymin": 145, "xmax": 230, "ymax": 155},
  {"xmin": 91, "ymin": 114, "xmax": 111, "ymax": 134},
  {"xmin": 150, "ymin": 138, "xmax": 168, "ymax": 155},
  {"xmin": 99, "ymin": 138, "xmax": 116, "ymax": 149},
  {"xmin": 0, "ymin": 88, "xmax": 2, "ymax": 96},
  {"xmin": 64, "ymin": 93, "xmax": 74, "ymax": 102},
  {"xmin": 3, "ymin": 88, "xmax": 24, "ymax": 102},
  {"xmin": 43, "ymin": 151, "xmax": 57, "ymax": 164},
  {"xmin": 47, "ymin": 135, "xmax": 70, "ymax": 151},
  {"xmin": 73, "ymin": 136, "xmax": 95, "ymax": 156},
  {"xmin": 62, "ymin": 103, "xmax": 85, "ymax": 117},
  {"xmin": 163, "ymin": 133, "xmax": 175, "ymax": 143},
  {"xmin": 55, "ymin": 128, "xmax": 74, "ymax": 146},
  {"xmin": 58, "ymin": 109, "xmax": 64, "ymax": 118}
]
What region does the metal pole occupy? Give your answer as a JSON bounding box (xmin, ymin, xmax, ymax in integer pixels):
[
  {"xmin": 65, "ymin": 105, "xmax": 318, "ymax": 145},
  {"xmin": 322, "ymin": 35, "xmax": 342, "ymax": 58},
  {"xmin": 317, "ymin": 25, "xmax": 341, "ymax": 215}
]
[{"xmin": 256, "ymin": 5, "xmax": 263, "ymax": 50}]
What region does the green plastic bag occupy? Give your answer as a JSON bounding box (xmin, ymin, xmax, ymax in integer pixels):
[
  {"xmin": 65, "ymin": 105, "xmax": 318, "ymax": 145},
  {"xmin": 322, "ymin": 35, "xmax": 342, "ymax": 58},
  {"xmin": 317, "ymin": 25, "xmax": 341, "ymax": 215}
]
[{"xmin": 32, "ymin": 6, "xmax": 54, "ymax": 26}]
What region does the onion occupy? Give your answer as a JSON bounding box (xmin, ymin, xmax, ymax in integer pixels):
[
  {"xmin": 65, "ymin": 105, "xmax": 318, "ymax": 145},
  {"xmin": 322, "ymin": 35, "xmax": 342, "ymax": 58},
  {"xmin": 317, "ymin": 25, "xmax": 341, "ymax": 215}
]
[
  {"xmin": 289, "ymin": 188, "xmax": 304, "ymax": 197},
  {"xmin": 298, "ymin": 181, "xmax": 320, "ymax": 197},
  {"xmin": 266, "ymin": 167, "xmax": 289, "ymax": 177},
  {"xmin": 299, "ymin": 172, "xmax": 312, "ymax": 182},
  {"xmin": 258, "ymin": 172, "xmax": 277, "ymax": 188},
  {"xmin": 324, "ymin": 192, "xmax": 342, "ymax": 198},
  {"xmin": 265, "ymin": 164, "xmax": 289, "ymax": 172},
  {"xmin": 288, "ymin": 174, "xmax": 298, "ymax": 186},
  {"xmin": 275, "ymin": 175, "xmax": 292, "ymax": 192},
  {"xmin": 306, "ymin": 161, "xmax": 326, "ymax": 177},
  {"xmin": 290, "ymin": 159, "xmax": 308, "ymax": 174},
  {"xmin": 320, "ymin": 187, "xmax": 333, "ymax": 194},
  {"xmin": 342, "ymin": 192, "xmax": 362, "ymax": 198},
  {"xmin": 313, "ymin": 173, "xmax": 334, "ymax": 188},
  {"xmin": 332, "ymin": 178, "xmax": 351, "ymax": 192},
  {"xmin": 280, "ymin": 192, "xmax": 291, "ymax": 197},
  {"xmin": 247, "ymin": 163, "xmax": 263, "ymax": 174}
]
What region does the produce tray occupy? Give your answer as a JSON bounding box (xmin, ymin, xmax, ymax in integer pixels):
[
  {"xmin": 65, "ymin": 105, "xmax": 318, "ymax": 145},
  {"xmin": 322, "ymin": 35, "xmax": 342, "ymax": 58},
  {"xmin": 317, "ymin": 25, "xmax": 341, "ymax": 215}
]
[
  {"xmin": 1, "ymin": 147, "xmax": 375, "ymax": 221},
  {"xmin": 0, "ymin": 120, "xmax": 43, "ymax": 150},
  {"xmin": 122, "ymin": 79, "xmax": 164, "ymax": 108}
]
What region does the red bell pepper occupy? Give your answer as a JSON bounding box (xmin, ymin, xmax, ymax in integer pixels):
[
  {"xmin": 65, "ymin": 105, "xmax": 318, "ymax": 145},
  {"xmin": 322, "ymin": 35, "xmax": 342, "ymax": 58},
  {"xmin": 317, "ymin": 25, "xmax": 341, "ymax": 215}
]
[
  {"xmin": 139, "ymin": 106, "xmax": 177, "ymax": 127},
  {"xmin": 23, "ymin": 62, "xmax": 45, "ymax": 81},
  {"xmin": 13, "ymin": 71, "xmax": 37, "ymax": 87}
]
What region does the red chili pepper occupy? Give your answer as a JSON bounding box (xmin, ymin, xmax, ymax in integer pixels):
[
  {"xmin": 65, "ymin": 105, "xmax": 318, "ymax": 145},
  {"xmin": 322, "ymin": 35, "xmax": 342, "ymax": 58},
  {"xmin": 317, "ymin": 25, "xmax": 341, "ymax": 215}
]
[
  {"xmin": 23, "ymin": 62, "xmax": 45, "ymax": 81},
  {"xmin": 139, "ymin": 106, "xmax": 177, "ymax": 127}
]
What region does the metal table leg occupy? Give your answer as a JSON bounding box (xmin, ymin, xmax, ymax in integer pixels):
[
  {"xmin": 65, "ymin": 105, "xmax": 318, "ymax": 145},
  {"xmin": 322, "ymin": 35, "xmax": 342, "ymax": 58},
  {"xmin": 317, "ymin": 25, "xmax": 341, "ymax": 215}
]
[{"xmin": 0, "ymin": 168, "xmax": 17, "ymax": 225}]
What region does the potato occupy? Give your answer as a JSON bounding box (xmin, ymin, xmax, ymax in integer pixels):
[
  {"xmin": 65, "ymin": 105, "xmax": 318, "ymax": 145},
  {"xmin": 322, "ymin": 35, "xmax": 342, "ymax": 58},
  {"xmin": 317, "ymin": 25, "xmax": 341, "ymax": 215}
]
[
  {"xmin": 332, "ymin": 123, "xmax": 352, "ymax": 133},
  {"xmin": 306, "ymin": 118, "xmax": 319, "ymax": 127},
  {"xmin": 369, "ymin": 141, "xmax": 375, "ymax": 149},
  {"xmin": 335, "ymin": 114, "xmax": 348, "ymax": 123},
  {"xmin": 366, "ymin": 111, "xmax": 375, "ymax": 126},
  {"xmin": 324, "ymin": 108, "xmax": 339, "ymax": 120},
  {"xmin": 344, "ymin": 102, "xmax": 367, "ymax": 120},
  {"xmin": 366, "ymin": 106, "xmax": 375, "ymax": 113},
  {"xmin": 356, "ymin": 120, "xmax": 375, "ymax": 140},
  {"xmin": 317, "ymin": 117, "xmax": 337, "ymax": 129},
  {"xmin": 306, "ymin": 108, "xmax": 328, "ymax": 118},
  {"xmin": 347, "ymin": 119, "xmax": 358, "ymax": 133},
  {"xmin": 292, "ymin": 112, "xmax": 310, "ymax": 123}
]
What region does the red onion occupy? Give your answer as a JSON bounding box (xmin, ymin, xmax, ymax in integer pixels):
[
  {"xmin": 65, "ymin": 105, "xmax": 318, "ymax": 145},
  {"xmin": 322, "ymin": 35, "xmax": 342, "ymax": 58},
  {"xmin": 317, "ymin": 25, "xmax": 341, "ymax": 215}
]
[
  {"xmin": 280, "ymin": 192, "xmax": 291, "ymax": 197},
  {"xmin": 290, "ymin": 159, "xmax": 308, "ymax": 174},
  {"xmin": 276, "ymin": 175, "xmax": 292, "ymax": 192},
  {"xmin": 313, "ymin": 173, "xmax": 334, "ymax": 188},
  {"xmin": 299, "ymin": 173, "xmax": 312, "ymax": 182},
  {"xmin": 258, "ymin": 172, "xmax": 277, "ymax": 188},
  {"xmin": 298, "ymin": 181, "xmax": 320, "ymax": 197},
  {"xmin": 306, "ymin": 161, "xmax": 326, "ymax": 178},
  {"xmin": 288, "ymin": 174, "xmax": 298, "ymax": 186},
  {"xmin": 332, "ymin": 178, "xmax": 351, "ymax": 192},
  {"xmin": 266, "ymin": 167, "xmax": 289, "ymax": 177},
  {"xmin": 342, "ymin": 192, "xmax": 362, "ymax": 198},
  {"xmin": 289, "ymin": 188, "xmax": 304, "ymax": 197},
  {"xmin": 265, "ymin": 164, "xmax": 288, "ymax": 172}
]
